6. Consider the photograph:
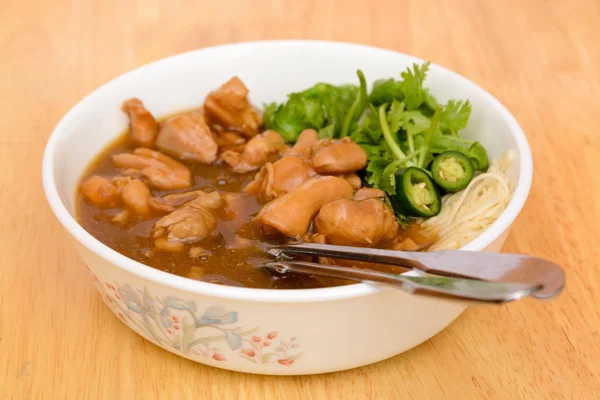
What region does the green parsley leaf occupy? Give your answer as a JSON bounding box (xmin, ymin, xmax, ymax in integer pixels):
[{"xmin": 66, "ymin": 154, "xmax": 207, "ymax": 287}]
[
  {"xmin": 439, "ymin": 100, "xmax": 472, "ymax": 136},
  {"xmin": 424, "ymin": 89, "xmax": 438, "ymax": 111},
  {"xmin": 379, "ymin": 161, "xmax": 404, "ymax": 195},
  {"xmin": 400, "ymin": 61, "xmax": 431, "ymax": 110},
  {"xmin": 467, "ymin": 142, "xmax": 490, "ymax": 170},
  {"xmin": 403, "ymin": 111, "xmax": 431, "ymax": 137},
  {"xmin": 369, "ymin": 78, "xmax": 404, "ymax": 106},
  {"xmin": 387, "ymin": 100, "xmax": 405, "ymax": 135},
  {"xmin": 365, "ymin": 158, "xmax": 390, "ymax": 188},
  {"xmin": 263, "ymin": 102, "xmax": 279, "ymax": 130},
  {"xmin": 318, "ymin": 124, "xmax": 335, "ymax": 139},
  {"xmin": 341, "ymin": 70, "xmax": 368, "ymax": 138},
  {"xmin": 263, "ymin": 83, "xmax": 358, "ymax": 142}
]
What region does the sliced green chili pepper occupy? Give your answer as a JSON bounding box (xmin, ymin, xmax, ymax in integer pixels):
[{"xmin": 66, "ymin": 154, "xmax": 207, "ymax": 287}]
[
  {"xmin": 431, "ymin": 150, "xmax": 475, "ymax": 192},
  {"xmin": 393, "ymin": 167, "xmax": 441, "ymax": 218}
]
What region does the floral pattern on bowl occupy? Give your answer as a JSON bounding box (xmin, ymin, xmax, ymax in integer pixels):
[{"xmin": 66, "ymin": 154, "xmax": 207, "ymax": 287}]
[{"xmin": 86, "ymin": 266, "xmax": 302, "ymax": 367}]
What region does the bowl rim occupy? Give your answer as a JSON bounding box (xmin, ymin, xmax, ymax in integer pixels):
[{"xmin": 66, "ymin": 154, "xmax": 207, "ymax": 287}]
[{"xmin": 42, "ymin": 39, "xmax": 533, "ymax": 303}]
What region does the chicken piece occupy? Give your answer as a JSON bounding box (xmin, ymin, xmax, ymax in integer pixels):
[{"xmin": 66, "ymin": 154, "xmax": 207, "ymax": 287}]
[
  {"xmin": 228, "ymin": 235, "xmax": 253, "ymax": 250},
  {"xmin": 256, "ymin": 176, "xmax": 354, "ymax": 238},
  {"xmin": 153, "ymin": 191, "xmax": 224, "ymax": 245},
  {"xmin": 354, "ymin": 187, "xmax": 385, "ymax": 201},
  {"xmin": 214, "ymin": 131, "xmax": 246, "ymax": 147},
  {"xmin": 285, "ymin": 129, "xmax": 319, "ymax": 159},
  {"xmin": 187, "ymin": 191, "xmax": 224, "ymax": 209},
  {"xmin": 244, "ymin": 156, "xmax": 315, "ymax": 200},
  {"xmin": 111, "ymin": 176, "xmax": 133, "ymax": 191},
  {"xmin": 113, "ymin": 148, "xmax": 192, "ymax": 190},
  {"xmin": 392, "ymin": 237, "xmax": 421, "ymax": 251},
  {"xmin": 122, "ymin": 98, "xmax": 159, "ymax": 148},
  {"xmin": 148, "ymin": 189, "xmax": 207, "ymax": 213},
  {"xmin": 112, "ymin": 210, "xmax": 131, "ymax": 224},
  {"xmin": 221, "ymin": 144, "xmax": 246, "ymax": 154},
  {"xmin": 221, "ymin": 130, "xmax": 287, "ymax": 173},
  {"xmin": 155, "ymin": 112, "xmax": 218, "ymax": 164},
  {"xmin": 204, "ymin": 77, "xmax": 262, "ymax": 137},
  {"xmin": 150, "ymin": 189, "xmax": 239, "ymax": 217},
  {"xmin": 308, "ymin": 232, "xmax": 327, "ymax": 244},
  {"xmin": 342, "ymin": 173, "xmax": 362, "ymax": 190},
  {"xmin": 315, "ymin": 199, "xmax": 398, "ymax": 247},
  {"xmin": 121, "ymin": 179, "xmax": 152, "ymax": 215},
  {"xmin": 221, "ymin": 193, "xmax": 245, "ymax": 221},
  {"xmin": 214, "ymin": 131, "xmax": 247, "ymax": 153},
  {"xmin": 311, "ymin": 137, "xmax": 367, "ymax": 174},
  {"xmin": 306, "ymin": 232, "xmax": 346, "ymax": 266},
  {"xmin": 80, "ymin": 175, "xmax": 120, "ymax": 208},
  {"xmin": 154, "ymin": 237, "xmax": 185, "ymax": 252}
]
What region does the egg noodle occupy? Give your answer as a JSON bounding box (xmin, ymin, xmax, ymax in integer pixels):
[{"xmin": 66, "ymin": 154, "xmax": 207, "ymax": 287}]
[{"xmin": 420, "ymin": 149, "xmax": 516, "ymax": 250}]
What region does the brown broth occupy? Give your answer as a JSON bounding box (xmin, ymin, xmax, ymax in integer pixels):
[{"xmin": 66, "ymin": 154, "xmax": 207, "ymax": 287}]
[{"xmin": 76, "ymin": 123, "xmax": 430, "ymax": 289}]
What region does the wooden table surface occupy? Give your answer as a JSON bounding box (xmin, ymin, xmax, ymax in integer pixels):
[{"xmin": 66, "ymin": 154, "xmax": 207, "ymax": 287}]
[{"xmin": 2, "ymin": 0, "xmax": 599, "ymax": 398}]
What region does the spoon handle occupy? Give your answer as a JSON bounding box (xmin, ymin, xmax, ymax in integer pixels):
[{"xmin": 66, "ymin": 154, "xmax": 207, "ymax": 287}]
[
  {"xmin": 266, "ymin": 242, "xmax": 565, "ymax": 299},
  {"xmin": 260, "ymin": 261, "xmax": 539, "ymax": 304}
]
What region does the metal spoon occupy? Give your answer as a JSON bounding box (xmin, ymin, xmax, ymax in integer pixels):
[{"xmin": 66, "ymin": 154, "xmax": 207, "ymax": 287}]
[{"xmin": 264, "ymin": 242, "xmax": 565, "ymax": 300}]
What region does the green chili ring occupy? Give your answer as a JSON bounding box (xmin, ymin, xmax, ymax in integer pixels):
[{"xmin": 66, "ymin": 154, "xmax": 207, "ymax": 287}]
[
  {"xmin": 393, "ymin": 167, "xmax": 441, "ymax": 218},
  {"xmin": 431, "ymin": 150, "xmax": 475, "ymax": 192}
]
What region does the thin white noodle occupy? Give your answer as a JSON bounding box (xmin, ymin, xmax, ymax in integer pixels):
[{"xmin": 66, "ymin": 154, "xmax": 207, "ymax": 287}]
[{"xmin": 421, "ymin": 149, "xmax": 516, "ymax": 250}]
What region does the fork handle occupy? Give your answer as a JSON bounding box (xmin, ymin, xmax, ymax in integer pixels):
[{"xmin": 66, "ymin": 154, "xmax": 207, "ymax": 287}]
[
  {"xmin": 266, "ymin": 242, "xmax": 565, "ymax": 299},
  {"xmin": 260, "ymin": 261, "xmax": 538, "ymax": 304}
]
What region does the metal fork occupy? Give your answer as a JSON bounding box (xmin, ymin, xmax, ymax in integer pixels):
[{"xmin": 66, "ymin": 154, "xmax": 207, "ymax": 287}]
[{"xmin": 258, "ymin": 242, "xmax": 565, "ymax": 303}]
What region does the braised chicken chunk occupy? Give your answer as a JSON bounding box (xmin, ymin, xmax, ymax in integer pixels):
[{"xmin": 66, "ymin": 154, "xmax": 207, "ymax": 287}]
[
  {"xmin": 153, "ymin": 191, "xmax": 224, "ymax": 247},
  {"xmin": 148, "ymin": 189, "xmax": 207, "ymax": 213},
  {"xmin": 156, "ymin": 112, "xmax": 218, "ymax": 164},
  {"xmin": 221, "ymin": 130, "xmax": 287, "ymax": 173},
  {"xmin": 244, "ymin": 156, "xmax": 314, "ymax": 200},
  {"xmin": 392, "ymin": 237, "xmax": 421, "ymax": 251},
  {"xmin": 354, "ymin": 187, "xmax": 385, "ymax": 201},
  {"xmin": 121, "ymin": 179, "xmax": 152, "ymax": 215},
  {"xmin": 214, "ymin": 131, "xmax": 246, "ymax": 153},
  {"xmin": 80, "ymin": 175, "xmax": 120, "ymax": 208},
  {"xmin": 342, "ymin": 173, "xmax": 362, "ymax": 190},
  {"xmin": 311, "ymin": 137, "xmax": 367, "ymax": 174},
  {"xmin": 110, "ymin": 176, "xmax": 133, "ymax": 190},
  {"xmin": 113, "ymin": 148, "xmax": 192, "ymax": 190},
  {"xmin": 204, "ymin": 77, "xmax": 262, "ymax": 137},
  {"xmin": 222, "ymin": 193, "xmax": 245, "ymax": 221},
  {"xmin": 256, "ymin": 176, "xmax": 353, "ymax": 238},
  {"xmin": 121, "ymin": 98, "xmax": 159, "ymax": 148},
  {"xmin": 285, "ymin": 129, "xmax": 319, "ymax": 159},
  {"xmin": 314, "ymin": 198, "xmax": 398, "ymax": 247}
]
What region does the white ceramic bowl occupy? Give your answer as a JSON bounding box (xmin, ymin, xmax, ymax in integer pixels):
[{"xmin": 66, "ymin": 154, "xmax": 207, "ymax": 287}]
[{"xmin": 42, "ymin": 40, "xmax": 532, "ymax": 375}]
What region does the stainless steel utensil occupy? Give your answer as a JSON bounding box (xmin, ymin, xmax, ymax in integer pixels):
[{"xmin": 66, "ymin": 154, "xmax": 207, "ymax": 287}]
[
  {"xmin": 262, "ymin": 242, "xmax": 565, "ymax": 301},
  {"xmin": 261, "ymin": 260, "xmax": 540, "ymax": 303}
]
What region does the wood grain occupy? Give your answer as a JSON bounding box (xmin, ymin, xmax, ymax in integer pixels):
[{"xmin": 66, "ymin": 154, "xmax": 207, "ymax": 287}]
[{"xmin": 1, "ymin": 0, "xmax": 599, "ymax": 398}]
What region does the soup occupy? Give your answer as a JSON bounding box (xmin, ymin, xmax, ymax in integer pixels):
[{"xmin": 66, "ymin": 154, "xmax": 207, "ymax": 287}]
[
  {"xmin": 77, "ymin": 69, "xmax": 513, "ymax": 289},
  {"xmin": 77, "ymin": 125, "xmax": 428, "ymax": 289}
]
